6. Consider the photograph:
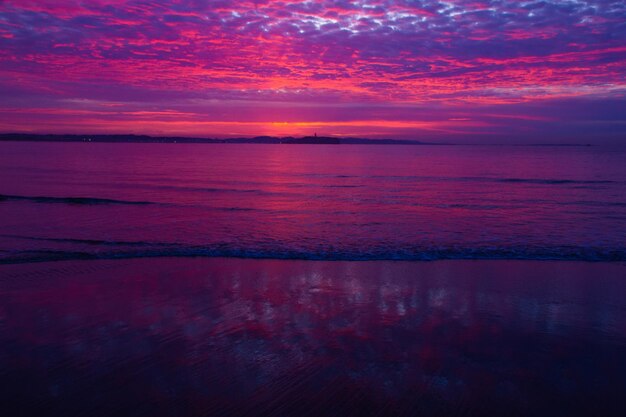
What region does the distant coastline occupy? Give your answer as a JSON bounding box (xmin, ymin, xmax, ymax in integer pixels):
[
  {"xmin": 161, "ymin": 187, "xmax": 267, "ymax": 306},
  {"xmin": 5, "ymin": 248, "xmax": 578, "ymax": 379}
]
[
  {"xmin": 0, "ymin": 133, "xmax": 427, "ymax": 145},
  {"xmin": 0, "ymin": 133, "xmax": 595, "ymax": 147}
]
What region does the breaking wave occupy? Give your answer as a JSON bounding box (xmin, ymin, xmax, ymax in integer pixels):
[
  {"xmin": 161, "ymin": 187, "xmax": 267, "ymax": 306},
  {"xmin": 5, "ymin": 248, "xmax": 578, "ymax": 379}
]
[
  {"xmin": 0, "ymin": 194, "xmax": 154, "ymax": 205},
  {"xmin": 1, "ymin": 236, "xmax": 625, "ymax": 264}
]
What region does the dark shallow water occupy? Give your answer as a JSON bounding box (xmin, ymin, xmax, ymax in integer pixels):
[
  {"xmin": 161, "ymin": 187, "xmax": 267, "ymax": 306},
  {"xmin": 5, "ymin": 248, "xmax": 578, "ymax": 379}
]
[
  {"xmin": 1, "ymin": 142, "xmax": 625, "ymax": 263},
  {"xmin": 1, "ymin": 258, "xmax": 625, "ymax": 417}
]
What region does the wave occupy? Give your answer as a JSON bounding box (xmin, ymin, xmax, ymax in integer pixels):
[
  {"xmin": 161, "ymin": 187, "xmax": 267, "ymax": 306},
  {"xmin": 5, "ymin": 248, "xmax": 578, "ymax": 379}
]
[
  {"xmin": 141, "ymin": 184, "xmax": 283, "ymax": 195},
  {"xmin": 0, "ymin": 234, "xmax": 171, "ymax": 247},
  {"xmin": 561, "ymin": 201, "xmax": 626, "ymax": 208},
  {"xmin": 0, "ymin": 194, "xmax": 154, "ymax": 205},
  {"xmin": 1, "ymin": 241, "xmax": 625, "ymax": 264},
  {"xmin": 0, "ymin": 195, "xmax": 277, "ymax": 213},
  {"xmin": 364, "ymin": 175, "xmax": 618, "ymax": 185},
  {"xmin": 496, "ymin": 178, "xmax": 615, "ymax": 185}
]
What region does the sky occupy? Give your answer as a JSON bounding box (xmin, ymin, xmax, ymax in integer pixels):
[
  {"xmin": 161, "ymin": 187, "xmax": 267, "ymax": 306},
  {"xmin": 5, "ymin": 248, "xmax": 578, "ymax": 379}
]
[{"xmin": 0, "ymin": 0, "xmax": 624, "ymax": 142}]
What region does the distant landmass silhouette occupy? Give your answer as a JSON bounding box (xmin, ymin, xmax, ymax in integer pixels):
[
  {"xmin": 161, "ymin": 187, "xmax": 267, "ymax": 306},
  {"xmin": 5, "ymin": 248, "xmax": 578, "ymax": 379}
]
[
  {"xmin": 0, "ymin": 133, "xmax": 426, "ymax": 145},
  {"xmin": 0, "ymin": 134, "xmax": 594, "ymax": 147}
]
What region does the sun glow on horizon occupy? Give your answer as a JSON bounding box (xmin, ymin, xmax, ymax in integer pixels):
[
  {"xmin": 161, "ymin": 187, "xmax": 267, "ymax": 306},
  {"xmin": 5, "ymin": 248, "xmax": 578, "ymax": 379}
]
[{"xmin": 0, "ymin": 0, "xmax": 624, "ymax": 142}]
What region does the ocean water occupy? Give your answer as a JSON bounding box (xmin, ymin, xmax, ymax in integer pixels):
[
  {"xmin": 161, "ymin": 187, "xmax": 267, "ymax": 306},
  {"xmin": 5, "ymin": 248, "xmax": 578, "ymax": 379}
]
[
  {"xmin": 2, "ymin": 142, "xmax": 626, "ymax": 417},
  {"xmin": 1, "ymin": 142, "xmax": 625, "ymax": 263}
]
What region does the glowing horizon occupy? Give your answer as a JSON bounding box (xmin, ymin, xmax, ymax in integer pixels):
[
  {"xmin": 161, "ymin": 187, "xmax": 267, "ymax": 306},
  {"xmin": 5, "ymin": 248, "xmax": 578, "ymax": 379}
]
[{"xmin": 1, "ymin": 0, "xmax": 624, "ymax": 142}]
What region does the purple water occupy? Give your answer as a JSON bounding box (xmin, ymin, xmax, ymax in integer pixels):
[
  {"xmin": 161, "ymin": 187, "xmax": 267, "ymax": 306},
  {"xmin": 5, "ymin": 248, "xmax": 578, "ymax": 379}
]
[
  {"xmin": 1, "ymin": 258, "xmax": 626, "ymax": 417},
  {"xmin": 2, "ymin": 142, "xmax": 626, "ymax": 416},
  {"xmin": 1, "ymin": 142, "xmax": 625, "ymax": 262}
]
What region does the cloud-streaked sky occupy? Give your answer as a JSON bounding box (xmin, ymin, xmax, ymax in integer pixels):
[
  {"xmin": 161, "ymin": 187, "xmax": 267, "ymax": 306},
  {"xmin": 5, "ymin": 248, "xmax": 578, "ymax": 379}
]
[{"xmin": 1, "ymin": 0, "xmax": 624, "ymax": 142}]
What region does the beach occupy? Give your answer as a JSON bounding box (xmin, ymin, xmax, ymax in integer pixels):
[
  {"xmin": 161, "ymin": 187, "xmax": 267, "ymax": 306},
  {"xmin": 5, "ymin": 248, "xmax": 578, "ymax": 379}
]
[
  {"xmin": 2, "ymin": 257, "xmax": 625, "ymax": 416},
  {"xmin": 1, "ymin": 143, "xmax": 625, "ymax": 415}
]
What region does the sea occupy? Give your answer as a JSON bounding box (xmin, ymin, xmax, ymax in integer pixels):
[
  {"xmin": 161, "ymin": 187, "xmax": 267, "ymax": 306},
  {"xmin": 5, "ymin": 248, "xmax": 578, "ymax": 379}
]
[
  {"xmin": 2, "ymin": 141, "xmax": 626, "ymax": 416},
  {"xmin": 1, "ymin": 141, "xmax": 625, "ymax": 263}
]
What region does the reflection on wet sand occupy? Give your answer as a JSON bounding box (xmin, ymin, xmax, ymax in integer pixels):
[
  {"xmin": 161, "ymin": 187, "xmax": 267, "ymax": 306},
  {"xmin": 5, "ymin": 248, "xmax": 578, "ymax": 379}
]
[{"xmin": 1, "ymin": 258, "xmax": 625, "ymax": 416}]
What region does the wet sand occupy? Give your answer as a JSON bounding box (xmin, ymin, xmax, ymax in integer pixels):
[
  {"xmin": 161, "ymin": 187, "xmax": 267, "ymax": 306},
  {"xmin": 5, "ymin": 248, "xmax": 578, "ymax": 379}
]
[{"xmin": 1, "ymin": 258, "xmax": 625, "ymax": 416}]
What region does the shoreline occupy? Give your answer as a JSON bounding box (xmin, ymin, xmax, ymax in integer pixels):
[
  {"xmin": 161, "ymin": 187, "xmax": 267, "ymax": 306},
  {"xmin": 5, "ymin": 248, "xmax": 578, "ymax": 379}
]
[
  {"xmin": 2, "ymin": 257, "xmax": 626, "ymax": 416},
  {"xmin": 3, "ymin": 257, "xmax": 626, "ymax": 266},
  {"xmin": 3, "ymin": 255, "xmax": 625, "ymax": 273},
  {"xmin": 3, "ymin": 252, "xmax": 626, "ymax": 265}
]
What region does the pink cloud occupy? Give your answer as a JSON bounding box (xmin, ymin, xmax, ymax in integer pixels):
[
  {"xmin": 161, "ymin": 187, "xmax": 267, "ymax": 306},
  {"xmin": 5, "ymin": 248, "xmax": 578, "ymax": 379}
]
[{"xmin": 0, "ymin": 0, "xmax": 624, "ymax": 141}]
